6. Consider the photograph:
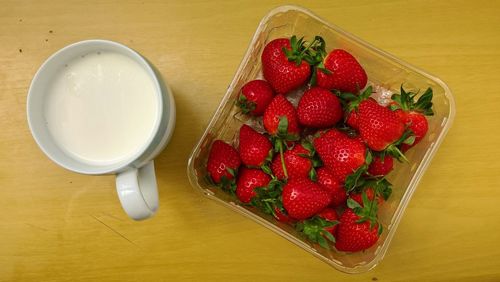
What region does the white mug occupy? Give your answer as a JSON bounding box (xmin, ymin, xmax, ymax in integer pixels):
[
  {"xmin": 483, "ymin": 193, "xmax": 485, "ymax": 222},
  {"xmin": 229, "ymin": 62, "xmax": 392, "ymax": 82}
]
[{"xmin": 27, "ymin": 40, "xmax": 175, "ymax": 220}]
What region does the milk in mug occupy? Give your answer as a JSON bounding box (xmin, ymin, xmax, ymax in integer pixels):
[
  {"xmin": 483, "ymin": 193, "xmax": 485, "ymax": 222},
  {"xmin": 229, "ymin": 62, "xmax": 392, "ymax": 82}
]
[{"xmin": 44, "ymin": 51, "xmax": 159, "ymax": 166}]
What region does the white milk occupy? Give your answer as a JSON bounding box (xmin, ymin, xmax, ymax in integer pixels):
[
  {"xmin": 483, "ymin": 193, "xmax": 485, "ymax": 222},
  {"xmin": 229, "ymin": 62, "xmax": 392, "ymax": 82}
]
[{"xmin": 44, "ymin": 51, "xmax": 159, "ymax": 166}]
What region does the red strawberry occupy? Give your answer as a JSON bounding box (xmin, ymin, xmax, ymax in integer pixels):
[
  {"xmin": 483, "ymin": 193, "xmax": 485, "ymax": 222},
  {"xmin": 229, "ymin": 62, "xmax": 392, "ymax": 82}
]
[
  {"xmin": 367, "ymin": 155, "xmax": 394, "ymax": 176},
  {"xmin": 390, "ymin": 87, "xmax": 434, "ymax": 152},
  {"xmin": 316, "ymin": 49, "xmax": 367, "ymax": 93},
  {"xmin": 282, "ymin": 178, "xmax": 331, "ymax": 220},
  {"xmin": 263, "ymin": 94, "xmax": 301, "ymax": 138},
  {"xmin": 313, "ymin": 129, "xmax": 366, "ymax": 182},
  {"xmin": 236, "ymin": 168, "xmax": 271, "ymax": 203},
  {"xmin": 207, "ymin": 140, "xmax": 241, "ymax": 184},
  {"xmin": 358, "ymin": 98, "xmax": 405, "ymax": 151},
  {"xmin": 237, "ymin": 79, "xmax": 275, "ymax": 116},
  {"xmin": 335, "ymin": 208, "xmax": 379, "ymax": 252},
  {"xmin": 316, "ymin": 167, "xmax": 347, "ymax": 207},
  {"xmin": 271, "ymin": 144, "xmax": 312, "ymax": 180},
  {"xmin": 238, "ymin": 124, "xmax": 272, "ymax": 167},
  {"xmin": 297, "ymin": 87, "xmax": 342, "ymax": 128},
  {"xmin": 261, "ymin": 36, "xmax": 311, "ymax": 95}
]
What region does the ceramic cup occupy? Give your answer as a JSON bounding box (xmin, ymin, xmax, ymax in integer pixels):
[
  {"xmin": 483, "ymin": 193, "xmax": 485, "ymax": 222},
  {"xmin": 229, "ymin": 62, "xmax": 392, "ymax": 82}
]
[{"xmin": 27, "ymin": 40, "xmax": 175, "ymax": 220}]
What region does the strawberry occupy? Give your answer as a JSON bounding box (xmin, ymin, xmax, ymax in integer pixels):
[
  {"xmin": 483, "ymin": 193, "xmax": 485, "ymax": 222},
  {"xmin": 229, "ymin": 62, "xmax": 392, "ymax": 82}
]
[
  {"xmin": 315, "ymin": 49, "xmax": 367, "ymax": 93},
  {"xmin": 297, "ymin": 87, "xmax": 342, "ymax": 128},
  {"xmin": 335, "ymin": 185, "xmax": 385, "ymax": 252},
  {"xmin": 207, "ymin": 140, "xmax": 241, "ymax": 185},
  {"xmin": 344, "ymin": 87, "xmax": 410, "ymax": 161},
  {"xmin": 238, "ymin": 124, "xmax": 272, "ymax": 167},
  {"xmin": 263, "ymin": 95, "xmax": 301, "ymax": 138},
  {"xmin": 367, "ymin": 155, "xmax": 394, "ymax": 176},
  {"xmin": 237, "ymin": 79, "xmax": 275, "ymax": 116},
  {"xmin": 236, "ymin": 168, "xmax": 271, "ymax": 203},
  {"xmin": 335, "ymin": 208, "xmax": 380, "ymax": 252},
  {"xmin": 282, "ymin": 178, "xmax": 331, "ymax": 220},
  {"xmin": 261, "ymin": 36, "xmax": 311, "ymax": 95},
  {"xmin": 313, "ymin": 129, "xmax": 367, "ymax": 182},
  {"xmin": 358, "ymin": 98, "xmax": 405, "ymax": 152},
  {"xmin": 316, "ymin": 167, "xmax": 347, "ymax": 207},
  {"xmin": 271, "ymin": 144, "xmax": 312, "ymax": 180},
  {"xmin": 296, "ymin": 207, "xmax": 339, "ymax": 249},
  {"xmin": 390, "ymin": 87, "xmax": 434, "ymax": 151}
]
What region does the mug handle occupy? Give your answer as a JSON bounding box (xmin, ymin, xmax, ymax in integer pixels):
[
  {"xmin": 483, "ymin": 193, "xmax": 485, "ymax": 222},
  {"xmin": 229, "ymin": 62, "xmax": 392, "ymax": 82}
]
[{"xmin": 116, "ymin": 161, "xmax": 159, "ymax": 220}]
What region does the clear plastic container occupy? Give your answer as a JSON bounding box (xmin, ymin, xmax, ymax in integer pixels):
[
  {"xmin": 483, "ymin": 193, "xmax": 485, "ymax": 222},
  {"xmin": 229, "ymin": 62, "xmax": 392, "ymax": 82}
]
[{"xmin": 187, "ymin": 5, "xmax": 455, "ymax": 273}]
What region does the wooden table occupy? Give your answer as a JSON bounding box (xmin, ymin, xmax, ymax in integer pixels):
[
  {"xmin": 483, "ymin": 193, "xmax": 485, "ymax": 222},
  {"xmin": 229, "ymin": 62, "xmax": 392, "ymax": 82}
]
[{"xmin": 1, "ymin": 1, "xmax": 499, "ymax": 281}]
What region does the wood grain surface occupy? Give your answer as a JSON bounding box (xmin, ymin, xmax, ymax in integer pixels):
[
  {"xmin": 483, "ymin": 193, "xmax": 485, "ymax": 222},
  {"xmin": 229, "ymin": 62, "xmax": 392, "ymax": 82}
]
[{"xmin": 1, "ymin": 0, "xmax": 499, "ymax": 281}]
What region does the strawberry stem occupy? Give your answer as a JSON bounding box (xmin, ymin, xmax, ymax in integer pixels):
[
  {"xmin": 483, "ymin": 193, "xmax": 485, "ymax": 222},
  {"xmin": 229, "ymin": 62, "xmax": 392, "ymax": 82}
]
[{"xmin": 277, "ymin": 140, "xmax": 288, "ymax": 179}]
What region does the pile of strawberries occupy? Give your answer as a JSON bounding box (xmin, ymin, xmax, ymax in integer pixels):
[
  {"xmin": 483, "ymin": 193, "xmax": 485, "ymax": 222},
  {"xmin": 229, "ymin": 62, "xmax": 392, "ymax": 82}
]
[{"xmin": 206, "ymin": 35, "xmax": 434, "ymax": 252}]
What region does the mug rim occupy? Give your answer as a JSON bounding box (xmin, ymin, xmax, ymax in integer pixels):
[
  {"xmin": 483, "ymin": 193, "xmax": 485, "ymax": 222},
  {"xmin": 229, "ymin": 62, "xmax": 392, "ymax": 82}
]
[{"xmin": 27, "ymin": 39, "xmax": 164, "ymax": 174}]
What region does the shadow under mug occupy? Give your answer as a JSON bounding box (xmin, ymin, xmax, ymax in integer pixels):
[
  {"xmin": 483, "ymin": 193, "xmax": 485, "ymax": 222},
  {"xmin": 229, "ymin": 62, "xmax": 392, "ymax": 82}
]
[{"xmin": 27, "ymin": 40, "xmax": 176, "ymax": 220}]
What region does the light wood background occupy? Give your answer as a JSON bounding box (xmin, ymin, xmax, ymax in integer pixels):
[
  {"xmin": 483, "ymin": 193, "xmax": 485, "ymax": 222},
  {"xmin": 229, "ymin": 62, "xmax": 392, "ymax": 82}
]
[{"xmin": 1, "ymin": 0, "xmax": 499, "ymax": 281}]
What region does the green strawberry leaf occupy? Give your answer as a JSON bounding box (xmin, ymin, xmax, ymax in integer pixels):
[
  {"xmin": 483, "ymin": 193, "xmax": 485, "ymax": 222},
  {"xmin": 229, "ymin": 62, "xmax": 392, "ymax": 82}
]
[
  {"xmin": 385, "ymin": 129, "xmax": 414, "ymax": 162},
  {"xmin": 317, "ymin": 235, "xmax": 329, "ymax": 249},
  {"xmin": 338, "ymin": 92, "xmax": 358, "ymax": 102},
  {"xmin": 290, "ymin": 35, "xmax": 297, "ymax": 49},
  {"xmin": 376, "ymin": 179, "xmax": 393, "ymax": 201},
  {"xmin": 415, "ymin": 87, "xmax": 434, "ymax": 116},
  {"xmin": 385, "ymin": 144, "xmax": 408, "ymax": 163},
  {"xmin": 393, "ymin": 86, "xmax": 434, "ymax": 116},
  {"xmin": 360, "ymin": 86, "xmax": 373, "ymax": 100},
  {"xmin": 377, "ymin": 224, "xmax": 384, "ymax": 236},
  {"xmin": 364, "ymin": 177, "xmax": 393, "ymax": 201},
  {"xmin": 322, "ymin": 228, "xmax": 336, "ymax": 243},
  {"xmin": 365, "ymin": 149, "xmax": 373, "ymax": 165},
  {"xmin": 309, "ymin": 168, "xmax": 318, "ymax": 182},
  {"xmin": 236, "ymin": 95, "xmax": 256, "ymax": 114},
  {"xmin": 347, "ymin": 198, "xmax": 362, "ymax": 209},
  {"xmin": 309, "ymin": 67, "xmax": 318, "ymax": 86},
  {"xmin": 403, "ymin": 135, "xmax": 416, "ymax": 145},
  {"xmin": 277, "ymin": 116, "xmax": 289, "ymax": 137},
  {"xmin": 343, "ymin": 86, "xmax": 373, "ymax": 113},
  {"xmin": 296, "ymin": 216, "xmax": 337, "ymax": 249},
  {"xmin": 350, "ymin": 189, "xmax": 380, "ymax": 229},
  {"xmin": 318, "ymin": 66, "xmax": 332, "ymax": 75},
  {"xmin": 344, "ymin": 165, "xmax": 368, "ymax": 193},
  {"xmin": 301, "ymin": 139, "xmax": 314, "ymax": 152},
  {"xmin": 219, "ymin": 175, "xmax": 237, "ymax": 196},
  {"xmin": 226, "ymin": 167, "xmax": 236, "ymax": 178},
  {"xmin": 261, "ymin": 164, "xmax": 273, "ymax": 176},
  {"xmin": 265, "ymin": 148, "xmax": 274, "ymax": 163},
  {"xmin": 252, "ymin": 179, "xmax": 285, "ymax": 215}
]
